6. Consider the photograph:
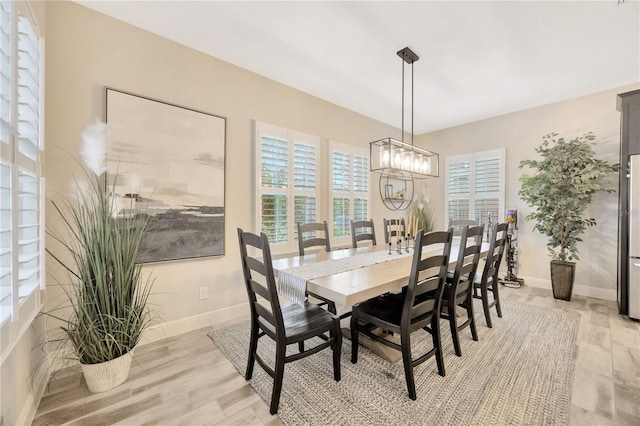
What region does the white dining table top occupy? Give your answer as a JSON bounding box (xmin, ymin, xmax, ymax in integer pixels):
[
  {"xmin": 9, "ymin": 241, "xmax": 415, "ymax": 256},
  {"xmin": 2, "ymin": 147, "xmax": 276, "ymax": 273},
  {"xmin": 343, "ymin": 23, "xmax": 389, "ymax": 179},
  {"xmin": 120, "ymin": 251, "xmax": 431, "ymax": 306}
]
[{"xmin": 272, "ymin": 240, "xmax": 489, "ymax": 307}]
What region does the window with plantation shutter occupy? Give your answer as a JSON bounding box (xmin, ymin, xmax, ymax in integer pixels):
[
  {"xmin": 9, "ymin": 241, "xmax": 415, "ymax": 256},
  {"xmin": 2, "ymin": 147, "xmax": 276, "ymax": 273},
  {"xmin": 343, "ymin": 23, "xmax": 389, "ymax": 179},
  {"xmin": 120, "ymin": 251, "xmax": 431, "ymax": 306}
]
[
  {"xmin": 330, "ymin": 140, "xmax": 370, "ymax": 243},
  {"xmin": 1, "ymin": 0, "xmax": 43, "ymax": 361},
  {"xmin": 445, "ymin": 149, "xmax": 504, "ymax": 229},
  {"xmin": 255, "ymin": 122, "xmax": 319, "ymax": 253}
]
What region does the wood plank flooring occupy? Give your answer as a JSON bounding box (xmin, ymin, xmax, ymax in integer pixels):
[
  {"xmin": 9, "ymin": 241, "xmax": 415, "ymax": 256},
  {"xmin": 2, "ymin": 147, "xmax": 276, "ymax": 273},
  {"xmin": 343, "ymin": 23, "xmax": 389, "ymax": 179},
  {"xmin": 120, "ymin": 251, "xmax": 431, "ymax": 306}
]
[{"xmin": 33, "ymin": 285, "xmax": 640, "ymax": 425}]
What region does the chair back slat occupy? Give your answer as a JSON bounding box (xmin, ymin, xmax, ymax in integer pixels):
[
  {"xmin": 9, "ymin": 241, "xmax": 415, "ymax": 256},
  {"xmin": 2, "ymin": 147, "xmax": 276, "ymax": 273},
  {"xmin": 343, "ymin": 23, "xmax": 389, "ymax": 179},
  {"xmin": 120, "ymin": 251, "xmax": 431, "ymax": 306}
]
[
  {"xmin": 403, "ymin": 229, "xmax": 453, "ymax": 328},
  {"xmin": 237, "ymin": 228, "xmax": 285, "ymax": 338}
]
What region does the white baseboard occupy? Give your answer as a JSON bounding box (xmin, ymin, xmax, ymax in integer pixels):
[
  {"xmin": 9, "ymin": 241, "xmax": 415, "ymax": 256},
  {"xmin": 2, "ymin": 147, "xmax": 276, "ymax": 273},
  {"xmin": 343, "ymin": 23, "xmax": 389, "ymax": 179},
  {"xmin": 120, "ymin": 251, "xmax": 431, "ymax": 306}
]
[
  {"xmin": 140, "ymin": 302, "xmax": 249, "ymax": 345},
  {"xmin": 16, "ymin": 364, "xmax": 50, "ymax": 426},
  {"xmin": 519, "ymin": 275, "xmax": 616, "ymax": 301}
]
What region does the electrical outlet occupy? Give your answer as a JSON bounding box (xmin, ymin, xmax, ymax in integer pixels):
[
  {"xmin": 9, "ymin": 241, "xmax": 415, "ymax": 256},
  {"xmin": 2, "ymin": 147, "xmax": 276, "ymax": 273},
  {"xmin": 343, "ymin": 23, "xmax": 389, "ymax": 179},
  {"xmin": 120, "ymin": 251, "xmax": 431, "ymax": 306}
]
[{"xmin": 199, "ymin": 287, "xmax": 208, "ymax": 300}]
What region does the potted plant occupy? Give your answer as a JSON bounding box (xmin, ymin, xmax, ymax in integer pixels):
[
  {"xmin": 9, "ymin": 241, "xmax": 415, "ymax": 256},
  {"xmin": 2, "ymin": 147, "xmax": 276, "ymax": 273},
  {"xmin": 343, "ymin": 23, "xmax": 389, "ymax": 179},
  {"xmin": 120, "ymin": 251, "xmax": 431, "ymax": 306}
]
[
  {"xmin": 46, "ymin": 122, "xmax": 154, "ymax": 392},
  {"xmin": 518, "ymin": 132, "xmax": 618, "ymax": 300}
]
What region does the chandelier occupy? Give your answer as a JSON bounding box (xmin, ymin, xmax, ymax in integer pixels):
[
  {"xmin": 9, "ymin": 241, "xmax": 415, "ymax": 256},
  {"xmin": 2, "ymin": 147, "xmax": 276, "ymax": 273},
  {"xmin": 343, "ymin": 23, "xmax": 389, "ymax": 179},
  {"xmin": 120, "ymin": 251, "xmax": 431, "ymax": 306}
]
[{"xmin": 369, "ymin": 47, "xmax": 439, "ymax": 211}]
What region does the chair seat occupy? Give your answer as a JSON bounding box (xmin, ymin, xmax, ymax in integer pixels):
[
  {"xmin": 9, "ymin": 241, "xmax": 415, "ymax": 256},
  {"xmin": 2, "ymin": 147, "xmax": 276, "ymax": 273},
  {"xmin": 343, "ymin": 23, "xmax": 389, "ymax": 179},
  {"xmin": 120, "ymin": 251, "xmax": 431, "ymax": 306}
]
[
  {"xmin": 355, "ymin": 294, "xmax": 405, "ymax": 327},
  {"xmin": 257, "ymin": 301, "xmax": 338, "ymax": 343}
]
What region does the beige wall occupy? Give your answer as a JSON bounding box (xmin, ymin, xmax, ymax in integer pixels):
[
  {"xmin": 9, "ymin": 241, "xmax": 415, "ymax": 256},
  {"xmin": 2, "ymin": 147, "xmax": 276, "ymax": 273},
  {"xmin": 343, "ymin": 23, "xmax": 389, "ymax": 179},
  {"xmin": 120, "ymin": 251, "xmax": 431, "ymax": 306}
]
[
  {"xmin": 43, "ymin": 0, "xmax": 400, "ymax": 343},
  {"xmin": 417, "ymin": 83, "xmax": 640, "ymax": 299}
]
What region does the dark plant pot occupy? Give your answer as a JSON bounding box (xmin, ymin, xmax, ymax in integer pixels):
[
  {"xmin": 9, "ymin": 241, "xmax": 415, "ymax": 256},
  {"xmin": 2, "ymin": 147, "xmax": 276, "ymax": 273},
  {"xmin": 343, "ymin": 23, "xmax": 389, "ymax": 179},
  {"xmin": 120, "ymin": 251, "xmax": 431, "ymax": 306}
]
[{"xmin": 550, "ymin": 261, "xmax": 576, "ymax": 301}]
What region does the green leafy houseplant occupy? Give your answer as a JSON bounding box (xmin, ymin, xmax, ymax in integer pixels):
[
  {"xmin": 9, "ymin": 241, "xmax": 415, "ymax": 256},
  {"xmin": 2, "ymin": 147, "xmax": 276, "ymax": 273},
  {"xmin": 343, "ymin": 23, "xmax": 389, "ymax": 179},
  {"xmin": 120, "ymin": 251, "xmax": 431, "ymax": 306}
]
[
  {"xmin": 518, "ymin": 132, "xmax": 618, "ymax": 299},
  {"xmin": 46, "ymin": 123, "xmax": 153, "ymax": 388}
]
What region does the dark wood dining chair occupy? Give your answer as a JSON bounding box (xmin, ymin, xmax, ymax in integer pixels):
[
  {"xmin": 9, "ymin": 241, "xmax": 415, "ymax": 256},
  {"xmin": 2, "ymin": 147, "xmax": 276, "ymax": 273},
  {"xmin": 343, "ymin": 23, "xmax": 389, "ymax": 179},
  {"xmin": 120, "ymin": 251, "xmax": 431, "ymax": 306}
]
[
  {"xmin": 237, "ymin": 228, "xmax": 342, "ymax": 414},
  {"xmin": 296, "ymin": 221, "xmax": 337, "ymax": 315},
  {"xmin": 297, "ymin": 221, "xmax": 331, "ymax": 255},
  {"xmin": 441, "ymin": 225, "xmax": 483, "ymax": 356},
  {"xmin": 448, "ymin": 218, "xmax": 478, "ymax": 236},
  {"xmin": 350, "ymin": 229, "xmax": 453, "ymax": 400},
  {"xmin": 383, "ymin": 218, "xmax": 406, "ymax": 244},
  {"xmin": 351, "ymin": 219, "xmax": 376, "ymax": 248},
  {"xmin": 473, "ymin": 222, "xmax": 508, "ymax": 328}
]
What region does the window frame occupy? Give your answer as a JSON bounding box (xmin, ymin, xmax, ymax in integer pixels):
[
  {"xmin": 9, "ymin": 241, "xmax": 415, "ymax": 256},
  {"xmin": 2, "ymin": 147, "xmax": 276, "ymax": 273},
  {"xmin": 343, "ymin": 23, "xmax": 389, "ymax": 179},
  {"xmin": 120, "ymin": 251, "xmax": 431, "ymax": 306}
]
[
  {"xmin": 329, "ymin": 140, "xmax": 370, "ymax": 248},
  {"xmin": 444, "ymin": 148, "xmax": 505, "ymax": 229},
  {"xmin": 254, "ymin": 121, "xmax": 321, "ymax": 255},
  {"xmin": 0, "ymin": 0, "xmax": 44, "ymax": 364}
]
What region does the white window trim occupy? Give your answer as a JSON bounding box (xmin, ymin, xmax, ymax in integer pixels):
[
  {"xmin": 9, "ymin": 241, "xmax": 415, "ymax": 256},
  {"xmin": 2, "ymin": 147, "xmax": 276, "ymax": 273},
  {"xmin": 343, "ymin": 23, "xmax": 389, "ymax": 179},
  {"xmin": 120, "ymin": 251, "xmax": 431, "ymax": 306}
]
[
  {"xmin": 254, "ymin": 121, "xmax": 321, "ymax": 255},
  {"xmin": 329, "ymin": 140, "xmax": 370, "ymax": 248},
  {"xmin": 444, "ymin": 148, "xmax": 505, "ymax": 227}
]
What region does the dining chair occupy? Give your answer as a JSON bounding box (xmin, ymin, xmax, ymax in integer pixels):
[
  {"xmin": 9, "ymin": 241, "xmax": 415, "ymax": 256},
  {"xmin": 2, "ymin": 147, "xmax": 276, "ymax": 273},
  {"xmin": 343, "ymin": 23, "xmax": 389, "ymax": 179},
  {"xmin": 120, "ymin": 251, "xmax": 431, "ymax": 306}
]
[
  {"xmin": 448, "ymin": 218, "xmax": 478, "ymax": 237},
  {"xmin": 297, "ymin": 221, "xmax": 331, "ymax": 255},
  {"xmin": 350, "ymin": 228, "xmax": 453, "ymax": 400},
  {"xmin": 296, "ymin": 221, "xmax": 337, "ymax": 316},
  {"xmin": 237, "ymin": 228, "xmax": 342, "ymax": 414},
  {"xmin": 383, "ymin": 218, "xmax": 406, "ymax": 244},
  {"xmin": 473, "ymin": 222, "xmax": 508, "ymax": 328},
  {"xmin": 441, "ymin": 225, "xmax": 484, "ymax": 356},
  {"xmin": 351, "ymin": 219, "xmax": 377, "ymax": 248}
]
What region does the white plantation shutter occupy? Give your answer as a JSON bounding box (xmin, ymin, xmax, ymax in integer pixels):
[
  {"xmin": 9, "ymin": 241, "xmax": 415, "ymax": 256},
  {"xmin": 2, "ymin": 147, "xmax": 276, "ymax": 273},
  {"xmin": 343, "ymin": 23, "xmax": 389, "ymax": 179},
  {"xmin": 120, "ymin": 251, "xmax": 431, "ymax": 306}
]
[
  {"xmin": 255, "ymin": 122, "xmax": 319, "ymax": 253},
  {"xmin": 447, "ymin": 161, "xmax": 470, "ymax": 220},
  {"xmin": 445, "ymin": 149, "xmax": 504, "ymax": 227},
  {"xmin": 330, "ymin": 141, "xmax": 370, "ymax": 241},
  {"xmin": 261, "ymin": 136, "xmax": 288, "ymax": 189},
  {"xmin": 1, "ymin": 0, "xmax": 43, "ymax": 360},
  {"xmin": 353, "ymin": 155, "xmax": 368, "ymax": 221},
  {"xmin": 0, "ymin": 0, "xmax": 11, "ymax": 326},
  {"xmin": 0, "ymin": 0, "xmax": 11, "ymax": 135},
  {"xmin": 0, "ymin": 158, "xmax": 11, "ymax": 324}
]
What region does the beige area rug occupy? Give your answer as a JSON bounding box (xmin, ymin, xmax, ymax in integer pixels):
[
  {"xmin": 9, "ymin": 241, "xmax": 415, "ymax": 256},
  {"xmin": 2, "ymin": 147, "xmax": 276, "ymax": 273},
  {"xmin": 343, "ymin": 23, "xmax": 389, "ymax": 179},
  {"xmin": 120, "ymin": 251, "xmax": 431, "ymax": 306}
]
[{"xmin": 209, "ymin": 301, "xmax": 578, "ymax": 425}]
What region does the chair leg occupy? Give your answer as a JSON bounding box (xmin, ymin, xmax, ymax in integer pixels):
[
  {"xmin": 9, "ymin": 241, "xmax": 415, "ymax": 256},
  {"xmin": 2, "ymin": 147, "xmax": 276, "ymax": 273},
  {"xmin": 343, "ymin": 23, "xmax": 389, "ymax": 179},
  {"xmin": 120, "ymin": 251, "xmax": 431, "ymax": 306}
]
[
  {"xmin": 482, "ymin": 285, "xmax": 493, "ymax": 328},
  {"xmin": 350, "ymin": 310, "xmax": 360, "ymax": 364},
  {"xmin": 270, "ymin": 344, "xmax": 286, "ymax": 415},
  {"xmin": 298, "ymin": 342, "xmax": 304, "ymax": 352},
  {"xmin": 400, "ymin": 330, "xmax": 417, "ymax": 401},
  {"xmin": 432, "ymin": 315, "xmax": 446, "ymax": 377},
  {"xmin": 245, "ymin": 321, "xmax": 258, "ymax": 380},
  {"xmin": 332, "ymin": 325, "xmax": 342, "ymax": 381},
  {"xmin": 493, "ymin": 280, "xmax": 503, "ymax": 318},
  {"xmin": 448, "ymin": 300, "xmax": 462, "ymax": 357},
  {"xmin": 467, "ymin": 294, "xmax": 478, "ymax": 342}
]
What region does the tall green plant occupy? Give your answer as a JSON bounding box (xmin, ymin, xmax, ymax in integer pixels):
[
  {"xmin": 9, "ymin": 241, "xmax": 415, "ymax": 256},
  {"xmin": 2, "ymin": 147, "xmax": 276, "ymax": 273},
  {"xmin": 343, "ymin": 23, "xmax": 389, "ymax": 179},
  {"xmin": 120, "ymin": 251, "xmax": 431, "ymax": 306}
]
[
  {"xmin": 518, "ymin": 132, "xmax": 618, "ymax": 262},
  {"xmin": 46, "ymin": 123, "xmax": 153, "ymax": 365}
]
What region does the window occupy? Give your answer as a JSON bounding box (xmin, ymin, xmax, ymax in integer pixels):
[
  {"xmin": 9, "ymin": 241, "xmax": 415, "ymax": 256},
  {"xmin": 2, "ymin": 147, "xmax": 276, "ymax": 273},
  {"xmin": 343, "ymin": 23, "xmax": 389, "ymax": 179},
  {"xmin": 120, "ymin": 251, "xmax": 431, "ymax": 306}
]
[
  {"xmin": 329, "ymin": 140, "xmax": 370, "ymax": 244},
  {"xmin": 255, "ymin": 122, "xmax": 320, "ymax": 254},
  {"xmin": 1, "ymin": 0, "xmax": 43, "ymax": 362},
  {"xmin": 445, "ymin": 149, "xmax": 504, "ymax": 227}
]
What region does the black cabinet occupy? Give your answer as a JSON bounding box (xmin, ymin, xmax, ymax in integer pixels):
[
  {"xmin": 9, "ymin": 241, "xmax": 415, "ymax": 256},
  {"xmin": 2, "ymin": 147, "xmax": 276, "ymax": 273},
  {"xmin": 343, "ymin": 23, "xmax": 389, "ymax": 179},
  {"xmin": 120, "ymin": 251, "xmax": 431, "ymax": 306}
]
[{"xmin": 617, "ymin": 89, "xmax": 640, "ymax": 315}]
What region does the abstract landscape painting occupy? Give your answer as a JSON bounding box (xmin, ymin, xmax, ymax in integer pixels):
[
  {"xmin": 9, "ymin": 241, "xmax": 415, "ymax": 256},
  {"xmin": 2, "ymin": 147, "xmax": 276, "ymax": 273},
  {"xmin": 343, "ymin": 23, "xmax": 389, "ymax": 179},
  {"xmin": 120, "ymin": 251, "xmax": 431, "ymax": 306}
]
[{"xmin": 106, "ymin": 88, "xmax": 226, "ymax": 263}]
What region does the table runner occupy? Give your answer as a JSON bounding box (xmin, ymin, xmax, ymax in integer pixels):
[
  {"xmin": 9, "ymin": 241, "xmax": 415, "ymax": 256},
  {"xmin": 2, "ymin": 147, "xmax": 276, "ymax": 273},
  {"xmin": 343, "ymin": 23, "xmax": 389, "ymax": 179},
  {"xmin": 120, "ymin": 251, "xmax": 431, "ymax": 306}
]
[{"xmin": 277, "ymin": 247, "xmax": 414, "ymax": 305}]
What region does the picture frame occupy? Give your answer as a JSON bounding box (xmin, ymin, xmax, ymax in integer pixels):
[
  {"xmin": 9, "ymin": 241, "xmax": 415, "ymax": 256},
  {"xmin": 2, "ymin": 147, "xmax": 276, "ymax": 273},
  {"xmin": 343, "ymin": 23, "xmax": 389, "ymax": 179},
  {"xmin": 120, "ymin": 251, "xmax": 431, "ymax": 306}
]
[{"xmin": 105, "ymin": 88, "xmax": 226, "ymax": 263}]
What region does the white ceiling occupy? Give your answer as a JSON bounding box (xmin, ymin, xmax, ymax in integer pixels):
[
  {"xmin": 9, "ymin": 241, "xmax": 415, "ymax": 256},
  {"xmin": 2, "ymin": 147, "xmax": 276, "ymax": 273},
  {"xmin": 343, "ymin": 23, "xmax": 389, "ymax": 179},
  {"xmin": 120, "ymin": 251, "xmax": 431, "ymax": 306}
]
[{"xmin": 76, "ymin": 1, "xmax": 640, "ymax": 134}]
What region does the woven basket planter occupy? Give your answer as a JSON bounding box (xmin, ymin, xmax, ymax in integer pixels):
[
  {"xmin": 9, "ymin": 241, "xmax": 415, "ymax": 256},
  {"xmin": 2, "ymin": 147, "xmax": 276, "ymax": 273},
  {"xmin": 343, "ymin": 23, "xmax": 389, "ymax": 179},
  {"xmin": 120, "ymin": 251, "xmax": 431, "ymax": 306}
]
[
  {"xmin": 550, "ymin": 261, "xmax": 576, "ymax": 301},
  {"xmin": 80, "ymin": 349, "xmax": 135, "ymax": 393}
]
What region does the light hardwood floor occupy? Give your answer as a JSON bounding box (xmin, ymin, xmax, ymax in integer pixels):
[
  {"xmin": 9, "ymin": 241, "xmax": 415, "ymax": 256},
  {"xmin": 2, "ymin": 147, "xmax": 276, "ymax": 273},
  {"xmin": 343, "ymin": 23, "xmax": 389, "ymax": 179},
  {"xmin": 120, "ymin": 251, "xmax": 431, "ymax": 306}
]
[{"xmin": 33, "ymin": 285, "xmax": 640, "ymax": 425}]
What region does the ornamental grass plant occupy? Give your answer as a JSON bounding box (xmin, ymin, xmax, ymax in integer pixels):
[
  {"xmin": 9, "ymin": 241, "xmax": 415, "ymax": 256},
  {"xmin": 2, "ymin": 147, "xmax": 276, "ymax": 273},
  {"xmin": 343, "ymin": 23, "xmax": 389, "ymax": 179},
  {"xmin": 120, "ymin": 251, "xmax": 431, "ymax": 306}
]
[{"xmin": 46, "ymin": 123, "xmax": 153, "ymax": 365}]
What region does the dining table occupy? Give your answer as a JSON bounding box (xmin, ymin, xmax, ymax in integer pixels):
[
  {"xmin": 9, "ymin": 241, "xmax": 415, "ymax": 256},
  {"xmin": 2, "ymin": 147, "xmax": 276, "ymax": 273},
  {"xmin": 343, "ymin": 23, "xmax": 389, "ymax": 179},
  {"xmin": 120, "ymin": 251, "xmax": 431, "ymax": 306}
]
[
  {"xmin": 271, "ymin": 238, "xmax": 490, "ymax": 309},
  {"xmin": 271, "ymin": 238, "xmax": 490, "ymax": 362}
]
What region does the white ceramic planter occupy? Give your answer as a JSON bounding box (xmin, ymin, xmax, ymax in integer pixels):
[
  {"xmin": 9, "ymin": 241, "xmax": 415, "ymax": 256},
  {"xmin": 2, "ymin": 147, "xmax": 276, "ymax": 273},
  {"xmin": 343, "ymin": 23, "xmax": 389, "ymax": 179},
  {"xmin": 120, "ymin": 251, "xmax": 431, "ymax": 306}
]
[{"xmin": 80, "ymin": 349, "xmax": 135, "ymax": 393}]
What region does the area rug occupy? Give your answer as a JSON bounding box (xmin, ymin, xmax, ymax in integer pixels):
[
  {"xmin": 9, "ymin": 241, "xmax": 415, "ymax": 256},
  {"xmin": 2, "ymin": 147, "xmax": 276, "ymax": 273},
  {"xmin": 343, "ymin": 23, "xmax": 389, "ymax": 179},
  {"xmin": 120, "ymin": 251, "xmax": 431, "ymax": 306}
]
[{"xmin": 209, "ymin": 301, "xmax": 578, "ymax": 425}]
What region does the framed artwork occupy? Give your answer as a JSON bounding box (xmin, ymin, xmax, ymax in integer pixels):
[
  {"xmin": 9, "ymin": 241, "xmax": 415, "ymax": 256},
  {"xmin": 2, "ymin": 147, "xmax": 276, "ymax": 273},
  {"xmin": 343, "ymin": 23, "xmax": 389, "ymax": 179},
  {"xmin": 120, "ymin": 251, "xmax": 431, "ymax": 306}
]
[{"xmin": 105, "ymin": 88, "xmax": 226, "ymax": 263}]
